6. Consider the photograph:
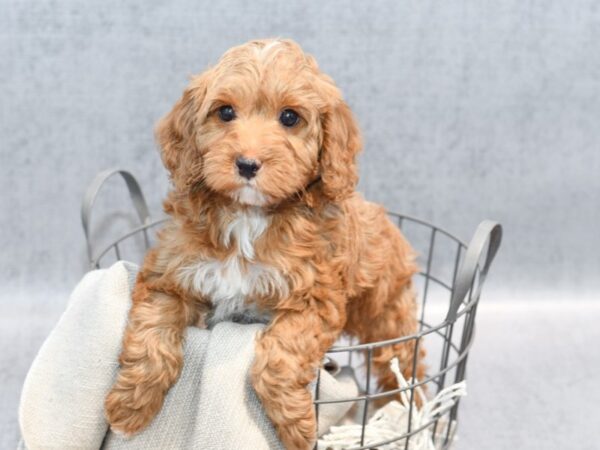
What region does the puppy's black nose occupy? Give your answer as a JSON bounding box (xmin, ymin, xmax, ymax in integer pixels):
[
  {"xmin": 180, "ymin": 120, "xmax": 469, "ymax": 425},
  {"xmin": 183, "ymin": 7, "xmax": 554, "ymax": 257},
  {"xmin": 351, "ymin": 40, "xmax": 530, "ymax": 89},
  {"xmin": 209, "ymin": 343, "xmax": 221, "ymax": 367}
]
[{"xmin": 236, "ymin": 157, "xmax": 261, "ymax": 179}]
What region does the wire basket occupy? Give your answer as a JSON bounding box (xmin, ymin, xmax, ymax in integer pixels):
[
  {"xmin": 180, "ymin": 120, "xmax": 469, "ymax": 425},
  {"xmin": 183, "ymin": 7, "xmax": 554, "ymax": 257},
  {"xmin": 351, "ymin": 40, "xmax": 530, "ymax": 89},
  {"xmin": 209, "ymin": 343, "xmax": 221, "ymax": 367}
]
[{"xmin": 82, "ymin": 169, "xmax": 502, "ymax": 450}]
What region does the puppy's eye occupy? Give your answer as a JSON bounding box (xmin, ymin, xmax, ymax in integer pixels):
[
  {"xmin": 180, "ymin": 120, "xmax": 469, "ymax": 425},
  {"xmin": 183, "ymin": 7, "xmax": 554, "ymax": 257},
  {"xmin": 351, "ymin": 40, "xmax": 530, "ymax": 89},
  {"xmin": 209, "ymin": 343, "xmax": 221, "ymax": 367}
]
[
  {"xmin": 218, "ymin": 105, "xmax": 236, "ymax": 122},
  {"xmin": 279, "ymin": 109, "xmax": 299, "ymax": 127}
]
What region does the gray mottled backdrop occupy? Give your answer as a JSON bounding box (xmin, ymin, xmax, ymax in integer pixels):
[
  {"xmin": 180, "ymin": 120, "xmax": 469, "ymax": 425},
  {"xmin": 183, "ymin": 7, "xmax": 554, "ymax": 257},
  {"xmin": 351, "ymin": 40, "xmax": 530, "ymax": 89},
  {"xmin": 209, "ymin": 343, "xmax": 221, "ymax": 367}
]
[{"xmin": 1, "ymin": 1, "xmax": 599, "ymax": 449}]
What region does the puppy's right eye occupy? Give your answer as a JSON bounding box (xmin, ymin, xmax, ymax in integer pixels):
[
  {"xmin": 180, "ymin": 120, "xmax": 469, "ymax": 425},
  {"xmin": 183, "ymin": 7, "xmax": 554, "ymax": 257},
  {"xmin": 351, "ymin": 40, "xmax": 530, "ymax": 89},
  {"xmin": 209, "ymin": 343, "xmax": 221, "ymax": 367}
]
[{"xmin": 218, "ymin": 105, "xmax": 236, "ymax": 122}]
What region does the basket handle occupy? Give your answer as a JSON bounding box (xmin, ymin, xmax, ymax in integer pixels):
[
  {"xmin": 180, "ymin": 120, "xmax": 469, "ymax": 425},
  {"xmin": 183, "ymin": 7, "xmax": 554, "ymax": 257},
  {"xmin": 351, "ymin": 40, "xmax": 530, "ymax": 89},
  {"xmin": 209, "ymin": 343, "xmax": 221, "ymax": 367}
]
[
  {"xmin": 445, "ymin": 220, "xmax": 503, "ymax": 322},
  {"xmin": 81, "ymin": 169, "xmax": 151, "ymax": 264}
]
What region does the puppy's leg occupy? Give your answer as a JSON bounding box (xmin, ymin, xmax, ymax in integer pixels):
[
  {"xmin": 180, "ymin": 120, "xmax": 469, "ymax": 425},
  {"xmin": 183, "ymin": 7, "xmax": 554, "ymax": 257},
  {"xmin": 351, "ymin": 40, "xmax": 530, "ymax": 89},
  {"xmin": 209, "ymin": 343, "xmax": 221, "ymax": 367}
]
[
  {"xmin": 346, "ymin": 282, "xmax": 426, "ymax": 404},
  {"xmin": 105, "ymin": 275, "xmax": 194, "ymax": 435},
  {"xmin": 252, "ymin": 296, "xmax": 345, "ymax": 450}
]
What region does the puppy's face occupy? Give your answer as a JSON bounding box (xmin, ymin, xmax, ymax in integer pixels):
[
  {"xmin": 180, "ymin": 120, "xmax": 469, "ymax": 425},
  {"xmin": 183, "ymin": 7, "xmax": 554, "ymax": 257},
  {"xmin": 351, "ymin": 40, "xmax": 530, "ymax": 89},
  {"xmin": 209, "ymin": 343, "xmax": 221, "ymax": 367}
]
[{"xmin": 158, "ymin": 39, "xmax": 362, "ymax": 207}]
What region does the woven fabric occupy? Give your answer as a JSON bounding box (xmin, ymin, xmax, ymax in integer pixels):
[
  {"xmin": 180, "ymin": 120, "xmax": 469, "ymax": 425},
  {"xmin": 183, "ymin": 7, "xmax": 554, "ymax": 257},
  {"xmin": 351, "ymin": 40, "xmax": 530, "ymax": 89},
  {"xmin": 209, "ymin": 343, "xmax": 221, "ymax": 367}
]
[{"xmin": 18, "ymin": 261, "xmax": 356, "ymax": 450}]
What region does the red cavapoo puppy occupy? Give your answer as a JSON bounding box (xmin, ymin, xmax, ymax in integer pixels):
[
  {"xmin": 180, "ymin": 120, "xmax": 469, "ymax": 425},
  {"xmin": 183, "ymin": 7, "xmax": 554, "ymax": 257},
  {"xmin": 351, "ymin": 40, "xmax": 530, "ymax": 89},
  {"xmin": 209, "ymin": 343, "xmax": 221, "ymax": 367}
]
[{"xmin": 105, "ymin": 38, "xmax": 425, "ymax": 450}]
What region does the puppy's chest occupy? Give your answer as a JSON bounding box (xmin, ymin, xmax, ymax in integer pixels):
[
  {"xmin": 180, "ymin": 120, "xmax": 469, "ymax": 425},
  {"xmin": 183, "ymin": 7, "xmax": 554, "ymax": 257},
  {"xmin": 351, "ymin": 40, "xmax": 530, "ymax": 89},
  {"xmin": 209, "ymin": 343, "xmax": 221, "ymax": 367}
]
[{"xmin": 177, "ymin": 210, "xmax": 288, "ymax": 325}]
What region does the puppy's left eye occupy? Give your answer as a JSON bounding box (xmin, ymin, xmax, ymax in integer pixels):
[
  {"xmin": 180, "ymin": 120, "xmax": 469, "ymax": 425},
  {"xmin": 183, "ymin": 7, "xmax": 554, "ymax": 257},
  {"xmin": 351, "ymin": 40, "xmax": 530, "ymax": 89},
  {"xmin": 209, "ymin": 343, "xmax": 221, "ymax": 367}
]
[
  {"xmin": 218, "ymin": 105, "xmax": 236, "ymax": 122},
  {"xmin": 279, "ymin": 109, "xmax": 300, "ymax": 127}
]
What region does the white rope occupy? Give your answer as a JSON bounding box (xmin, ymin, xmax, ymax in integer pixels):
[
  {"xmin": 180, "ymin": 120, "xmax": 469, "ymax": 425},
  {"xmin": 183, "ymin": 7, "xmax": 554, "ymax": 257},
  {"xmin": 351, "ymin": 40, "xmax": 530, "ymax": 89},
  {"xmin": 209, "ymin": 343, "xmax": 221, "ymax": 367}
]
[{"xmin": 318, "ymin": 358, "xmax": 467, "ymax": 450}]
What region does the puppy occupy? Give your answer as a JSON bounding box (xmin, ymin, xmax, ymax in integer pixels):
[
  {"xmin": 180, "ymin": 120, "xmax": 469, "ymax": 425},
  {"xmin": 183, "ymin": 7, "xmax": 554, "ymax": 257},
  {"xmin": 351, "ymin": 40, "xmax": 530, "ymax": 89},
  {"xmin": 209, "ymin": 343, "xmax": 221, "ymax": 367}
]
[{"xmin": 105, "ymin": 39, "xmax": 425, "ymax": 449}]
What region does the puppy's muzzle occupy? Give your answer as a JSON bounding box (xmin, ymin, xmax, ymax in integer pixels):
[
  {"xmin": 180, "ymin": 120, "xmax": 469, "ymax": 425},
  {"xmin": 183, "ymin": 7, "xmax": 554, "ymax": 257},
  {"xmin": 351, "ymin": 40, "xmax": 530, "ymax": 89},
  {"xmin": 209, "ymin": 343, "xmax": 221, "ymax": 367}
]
[{"xmin": 236, "ymin": 157, "xmax": 261, "ymax": 179}]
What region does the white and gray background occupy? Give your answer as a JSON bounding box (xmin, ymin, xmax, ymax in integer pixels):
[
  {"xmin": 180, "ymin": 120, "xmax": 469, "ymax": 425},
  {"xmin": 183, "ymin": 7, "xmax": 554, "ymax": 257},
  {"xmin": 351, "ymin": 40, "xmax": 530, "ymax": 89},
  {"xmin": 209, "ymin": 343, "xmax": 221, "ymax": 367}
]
[{"xmin": 1, "ymin": 1, "xmax": 599, "ymax": 449}]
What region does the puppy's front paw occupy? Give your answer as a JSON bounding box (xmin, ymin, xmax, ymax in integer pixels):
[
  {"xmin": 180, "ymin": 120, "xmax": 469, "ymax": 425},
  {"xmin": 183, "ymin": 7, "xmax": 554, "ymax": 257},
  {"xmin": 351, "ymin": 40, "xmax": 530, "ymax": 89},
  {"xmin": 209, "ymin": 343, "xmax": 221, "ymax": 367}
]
[
  {"xmin": 104, "ymin": 385, "xmax": 163, "ymax": 436},
  {"xmin": 277, "ymin": 421, "xmax": 316, "ymax": 450}
]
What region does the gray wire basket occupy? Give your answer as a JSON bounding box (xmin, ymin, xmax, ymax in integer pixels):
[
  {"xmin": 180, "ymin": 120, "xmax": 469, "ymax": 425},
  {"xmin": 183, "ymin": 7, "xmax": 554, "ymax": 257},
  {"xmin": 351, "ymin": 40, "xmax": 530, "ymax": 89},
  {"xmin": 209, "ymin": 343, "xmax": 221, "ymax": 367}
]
[{"xmin": 82, "ymin": 169, "xmax": 502, "ymax": 450}]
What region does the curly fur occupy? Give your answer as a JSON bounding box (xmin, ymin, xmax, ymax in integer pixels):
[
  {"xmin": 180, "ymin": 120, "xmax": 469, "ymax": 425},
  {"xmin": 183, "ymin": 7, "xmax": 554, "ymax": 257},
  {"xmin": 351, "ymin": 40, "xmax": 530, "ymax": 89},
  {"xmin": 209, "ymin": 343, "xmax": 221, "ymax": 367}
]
[{"xmin": 105, "ymin": 39, "xmax": 425, "ymax": 450}]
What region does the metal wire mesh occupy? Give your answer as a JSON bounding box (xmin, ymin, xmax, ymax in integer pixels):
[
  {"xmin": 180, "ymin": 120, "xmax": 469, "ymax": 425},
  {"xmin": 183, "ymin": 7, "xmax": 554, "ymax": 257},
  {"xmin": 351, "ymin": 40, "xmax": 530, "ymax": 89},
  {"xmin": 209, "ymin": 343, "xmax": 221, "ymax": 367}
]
[
  {"xmin": 313, "ymin": 214, "xmax": 493, "ymax": 450},
  {"xmin": 82, "ymin": 169, "xmax": 502, "ymax": 450}
]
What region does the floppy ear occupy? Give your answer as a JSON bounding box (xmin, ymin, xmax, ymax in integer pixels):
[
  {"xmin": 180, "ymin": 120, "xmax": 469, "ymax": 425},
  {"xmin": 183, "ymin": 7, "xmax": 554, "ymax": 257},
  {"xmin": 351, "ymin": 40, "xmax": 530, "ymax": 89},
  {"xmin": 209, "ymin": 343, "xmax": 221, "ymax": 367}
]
[
  {"xmin": 319, "ymin": 99, "xmax": 362, "ymax": 201},
  {"xmin": 155, "ymin": 77, "xmax": 207, "ymax": 188}
]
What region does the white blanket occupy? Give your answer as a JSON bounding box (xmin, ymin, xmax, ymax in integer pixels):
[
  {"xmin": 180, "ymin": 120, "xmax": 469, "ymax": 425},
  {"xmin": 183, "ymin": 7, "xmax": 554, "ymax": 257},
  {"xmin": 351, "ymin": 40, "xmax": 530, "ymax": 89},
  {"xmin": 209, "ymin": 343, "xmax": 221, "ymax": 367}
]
[{"xmin": 18, "ymin": 261, "xmax": 357, "ymax": 450}]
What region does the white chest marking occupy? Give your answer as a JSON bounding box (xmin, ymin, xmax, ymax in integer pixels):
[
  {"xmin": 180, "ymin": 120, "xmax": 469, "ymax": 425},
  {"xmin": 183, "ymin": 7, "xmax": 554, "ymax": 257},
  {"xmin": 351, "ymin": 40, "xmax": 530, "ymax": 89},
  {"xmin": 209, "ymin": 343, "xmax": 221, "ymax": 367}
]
[
  {"xmin": 221, "ymin": 207, "xmax": 268, "ymax": 260},
  {"xmin": 177, "ymin": 209, "xmax": 288, "ymax": 325}
]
